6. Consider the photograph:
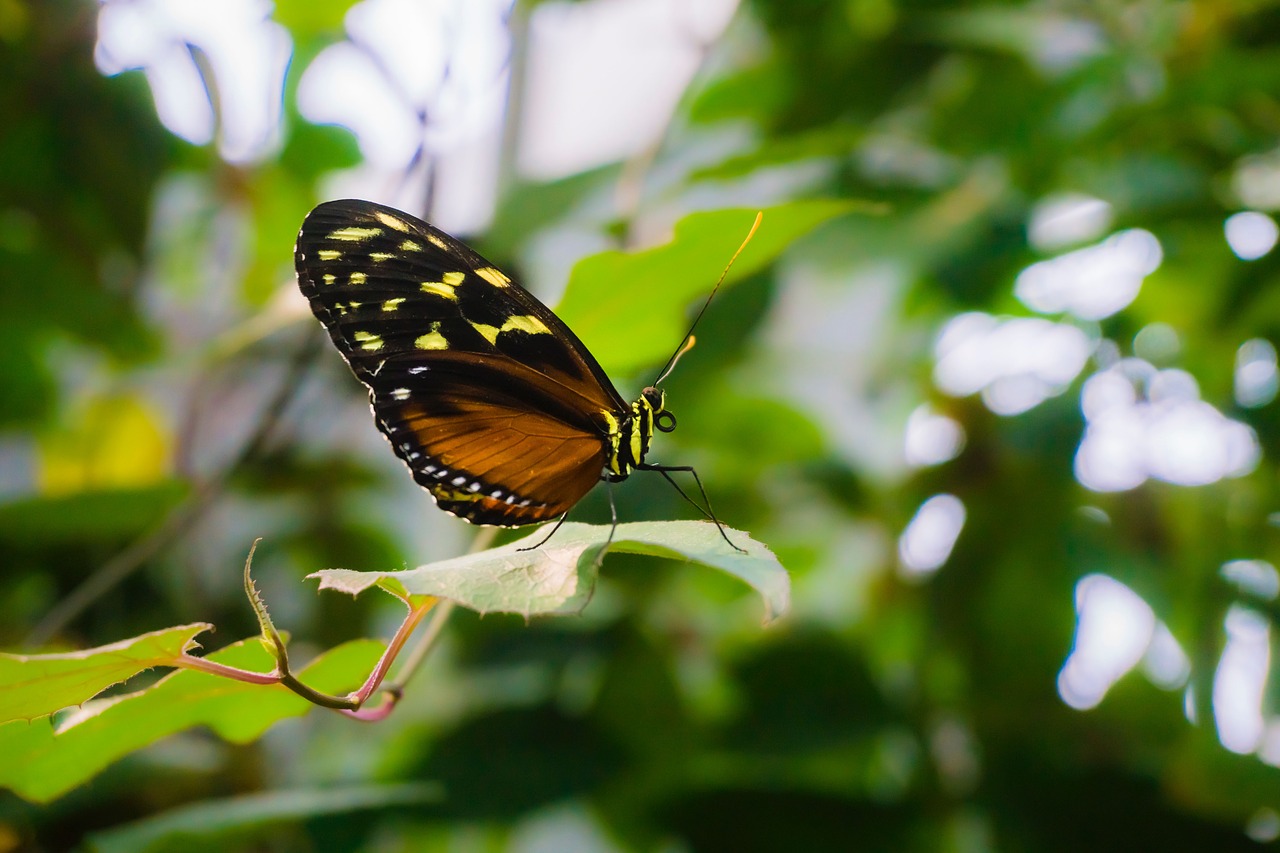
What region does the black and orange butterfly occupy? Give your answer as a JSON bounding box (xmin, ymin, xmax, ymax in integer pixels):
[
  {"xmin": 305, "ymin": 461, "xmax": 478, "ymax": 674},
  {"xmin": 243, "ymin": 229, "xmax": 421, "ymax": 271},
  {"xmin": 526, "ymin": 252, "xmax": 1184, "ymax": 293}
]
[{"xmin": 294, "ymin": 199, "xmax": 742, "ymax": 544}]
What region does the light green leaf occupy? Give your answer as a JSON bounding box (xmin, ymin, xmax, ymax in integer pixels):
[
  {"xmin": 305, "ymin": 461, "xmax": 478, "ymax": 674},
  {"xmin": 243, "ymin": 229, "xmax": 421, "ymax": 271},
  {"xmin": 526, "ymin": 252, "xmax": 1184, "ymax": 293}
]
[
  {"xmin": 0, "ymin": 637, "xmax": 382, "ymax": 803},
  {"xmin": 274, "ymin": 0, "xmax": 353, "ymax": 38},
  {"xmin": 311, "ymin": 521, "xmax": 790, "ymax": 622},
  {"xmin": 556, "ymin": 200, "xmax": 856, "ymax": 376},
  {"xmin": 0, "ymin": 623, "xmax": 211, "ymax": 723}
]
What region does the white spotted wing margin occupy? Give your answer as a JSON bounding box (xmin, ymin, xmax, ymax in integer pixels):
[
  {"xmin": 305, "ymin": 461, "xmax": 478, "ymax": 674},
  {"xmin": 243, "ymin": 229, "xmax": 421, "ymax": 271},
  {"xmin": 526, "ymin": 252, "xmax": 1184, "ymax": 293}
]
[
  {"xmin": 294, "ymin": 199, "xmax": 634, "ymax": 527},
  {"xmin": 309, "ymin": 521, "xmax": 790, "ymax": 623}
]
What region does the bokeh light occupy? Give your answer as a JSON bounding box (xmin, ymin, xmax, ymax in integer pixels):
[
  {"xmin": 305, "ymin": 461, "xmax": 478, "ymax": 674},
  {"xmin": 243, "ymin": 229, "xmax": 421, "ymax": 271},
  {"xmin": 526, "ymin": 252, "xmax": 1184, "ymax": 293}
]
[
  {"xmin": 1027, "ymin": 193, "xmax": 1112, "ymax": 251},
  {"xmin": 1224, "ymin": 211, "xmax": 1279, "ymax": 261},
  {"xmin": 1222, "ymin": 559, "xmax": 1280, "ymax": 601},
  {"xmin": 1214, "ymin": 606, "xmax": 1270, "ymax": 754},
  {"xmin": 1235, "ymin": 338, "xmax": 1279, "ymax": 408},
  {"xmin": 1015, "ymin": 228, "xmax": 1162, "ymax": 321},
  {"xmin": 933, "ymin": 313, "xmax": 1092, "ymax": 415},
  {"xmin": 1060, "ymin": 574, "xmax": 1164, "ymax": 710},
  {"xmin": 95, "ymin": 0, "xmax": 290, "ymax": 162},
  {"xmin": 898, "ymin": 494, "xmax": 966, "ymax": 577},
  {"xmin": 1074, "ymin": 362, "xmax": 1259, "ymax": 491},
  {"xmin": 903, "ymin": 405, "xmax": 965, "ymax": 468}
]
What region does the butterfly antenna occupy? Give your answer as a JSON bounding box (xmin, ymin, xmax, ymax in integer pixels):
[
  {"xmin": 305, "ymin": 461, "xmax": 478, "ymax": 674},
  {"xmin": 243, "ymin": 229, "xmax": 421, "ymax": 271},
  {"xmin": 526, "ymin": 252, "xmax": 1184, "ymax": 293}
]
[{"xmin": 654, "ymin": 211, "xmax": 763, "ymax": 386}]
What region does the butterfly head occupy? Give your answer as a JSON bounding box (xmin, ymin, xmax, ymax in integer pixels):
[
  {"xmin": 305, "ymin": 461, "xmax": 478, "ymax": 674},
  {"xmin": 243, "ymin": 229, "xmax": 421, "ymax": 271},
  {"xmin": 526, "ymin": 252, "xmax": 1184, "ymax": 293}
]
[{"xmin": 643, "ymin": 386, "xmax": 676, "ymax": 433}]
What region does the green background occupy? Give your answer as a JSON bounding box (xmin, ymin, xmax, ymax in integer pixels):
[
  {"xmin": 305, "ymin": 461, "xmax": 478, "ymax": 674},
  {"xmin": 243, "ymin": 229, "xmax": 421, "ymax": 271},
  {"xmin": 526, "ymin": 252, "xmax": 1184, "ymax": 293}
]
[{"xmin": 4, "ymin": 0, "xmax": 1280, "ymax": 849}]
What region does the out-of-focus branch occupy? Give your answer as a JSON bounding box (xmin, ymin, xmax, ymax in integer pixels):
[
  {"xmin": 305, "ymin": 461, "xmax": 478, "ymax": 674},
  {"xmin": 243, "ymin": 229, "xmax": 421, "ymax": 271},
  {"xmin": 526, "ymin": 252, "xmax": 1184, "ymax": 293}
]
[{"xmin": 24, "ymin": 328, "xmax": 324, "ymax": 648}]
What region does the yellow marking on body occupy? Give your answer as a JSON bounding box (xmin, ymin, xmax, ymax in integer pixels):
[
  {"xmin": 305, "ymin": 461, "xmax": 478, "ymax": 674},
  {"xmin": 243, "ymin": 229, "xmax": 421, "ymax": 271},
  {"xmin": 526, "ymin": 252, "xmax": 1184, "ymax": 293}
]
[
  {"xmin": 415, "ymin": 328, "xmax": 449, "ymax": 350},
  {"xmin": 630, "ymin": 417, "xmax": 642, "ymax": 467},
  {"xmin": 608, "ymin": 432, "xmax": 623, "ymax": 475},
  {"xmin": 382, "ymin": 298, "xmax": 405, "ymax": 312},
  {"xmin": 318, "ymin": 250, "xmax": 342, "ymax": 261},
  {"xmin": 370, "ymin": 252, "xmax": 394, "ymax": 262},
  {"xmin": 475, "ymin": 267, "xmax": 510, "ymax": 287},
  {"xmin": 442, "ymin": 271, "xmax": 466, "ymax": 286},
  {"xmin": 353, "ymin": 331, "xmax": 384, "ymax": 351},
  {"xmin": 420, "ymin": 281, "xmax": 459, "ymax": 300},
  {"xmin": 349, "ymin": 271, "xmax": 367, "ymax": 285},
  {"xmin": 427, "ymin": 234, "xmax": 448, "ymax": 250},
  {"xmin": 400, "ymin": 240, "xmax": 422, "ymax": 252},
  {"xmin": 470, "ymin": 322, "xmax": 500, "ymax": 345},
  {"xmin": 322, "ymin": 273, "xmax": 336, "ymax": 285},
  {"xmin": 375, "ymin": 211, "xmax": 411, "ymax": 232},
  {"xmin": 329, "ymin": 226, "xmax": 382, "ymax": 241},
  {"xmin": 501, "ymin": 315, "xmax": 550, "ymax": 336},
  {"xmin": 596, "ymin": 409, "xmax": 622, "ymax": 471}
]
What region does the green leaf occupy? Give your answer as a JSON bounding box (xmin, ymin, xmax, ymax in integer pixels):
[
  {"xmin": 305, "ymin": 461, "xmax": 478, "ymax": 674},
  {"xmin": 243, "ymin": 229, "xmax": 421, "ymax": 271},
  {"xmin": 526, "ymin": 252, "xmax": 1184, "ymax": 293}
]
[
  {"xmin": 84, "ymin": 783, "xmax": 441, "ymax": 853},
  {"xmin": 0, "ymin": 623, "xmax": 211, "ymax": 723},
  {"xmin": 0, "ymin": 637, "xmax": 382, "ymax": 803},
  {"xmin": 689, "ymin": 126, "xmax": 869, "ymax": 182},
  {"xmin": 0, "ymin": 483, "xmax": 188, "ymax": 546},
  {"xmin": 555, "ymin": 201, "xmax": 857, "ymax": 376},
  {"xmin": 274, "ymin": 0, "xmax": 354, "ymax": 39},
  {"xmin": 311, "ymin": 521, "xmax": 790, "ymax": 623}
]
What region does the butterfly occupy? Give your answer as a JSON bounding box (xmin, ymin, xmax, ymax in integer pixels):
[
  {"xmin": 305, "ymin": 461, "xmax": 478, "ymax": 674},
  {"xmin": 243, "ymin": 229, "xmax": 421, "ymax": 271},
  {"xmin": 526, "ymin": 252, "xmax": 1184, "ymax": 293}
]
[{"xmin": 294, "ymin": 199, "xmax": 740, "ymax": 544}]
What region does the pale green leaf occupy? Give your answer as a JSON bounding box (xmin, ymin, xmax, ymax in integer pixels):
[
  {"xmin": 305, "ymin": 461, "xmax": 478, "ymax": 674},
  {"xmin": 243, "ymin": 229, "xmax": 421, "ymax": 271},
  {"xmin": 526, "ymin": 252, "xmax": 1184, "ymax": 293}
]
[{"xmin": 311, "ymin": 521, "xmax": 790, "ymax": 622}]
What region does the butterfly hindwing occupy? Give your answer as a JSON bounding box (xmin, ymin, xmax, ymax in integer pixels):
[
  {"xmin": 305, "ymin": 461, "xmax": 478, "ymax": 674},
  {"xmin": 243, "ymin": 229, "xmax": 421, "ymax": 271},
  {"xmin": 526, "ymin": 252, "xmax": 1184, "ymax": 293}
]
[{"xmin": 295, "ymin": 199, "xmax": 624, "ymax": 525}]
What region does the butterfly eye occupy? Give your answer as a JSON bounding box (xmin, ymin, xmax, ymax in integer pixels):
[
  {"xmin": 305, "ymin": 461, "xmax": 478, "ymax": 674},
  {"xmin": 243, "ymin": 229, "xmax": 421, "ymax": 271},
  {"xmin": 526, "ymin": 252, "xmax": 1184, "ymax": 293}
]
[{"xmin": 655, "ymin": 411, "xmax": 677, "ymax": 433}]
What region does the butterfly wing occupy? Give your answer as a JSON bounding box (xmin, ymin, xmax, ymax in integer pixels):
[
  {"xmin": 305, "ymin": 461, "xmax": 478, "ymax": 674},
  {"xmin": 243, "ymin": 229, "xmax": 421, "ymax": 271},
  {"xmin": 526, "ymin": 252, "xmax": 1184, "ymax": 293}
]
[{"xmin": 295, "ymin": 199, "xmax": 625, "ymax": 525}]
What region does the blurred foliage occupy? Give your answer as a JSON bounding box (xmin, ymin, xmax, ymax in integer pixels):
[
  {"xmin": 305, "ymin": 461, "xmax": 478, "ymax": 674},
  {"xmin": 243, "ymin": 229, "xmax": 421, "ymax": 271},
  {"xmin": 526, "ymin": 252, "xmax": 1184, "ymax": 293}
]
[{"xmin": 4, "ymin": 0, "xmax": 1280, "ymax": 850}]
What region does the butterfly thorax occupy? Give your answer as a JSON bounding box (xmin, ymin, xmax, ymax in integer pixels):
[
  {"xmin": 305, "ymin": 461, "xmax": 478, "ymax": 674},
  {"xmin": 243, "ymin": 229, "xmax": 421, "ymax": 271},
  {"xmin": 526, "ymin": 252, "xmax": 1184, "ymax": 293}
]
[{"xmin": 602, "ymin": 386, "xmax": 672, "ymax": 482}]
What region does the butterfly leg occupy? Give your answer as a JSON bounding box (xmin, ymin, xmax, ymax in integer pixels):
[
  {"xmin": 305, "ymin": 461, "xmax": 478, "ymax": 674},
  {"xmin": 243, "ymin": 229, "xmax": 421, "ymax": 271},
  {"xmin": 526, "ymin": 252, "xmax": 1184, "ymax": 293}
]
[
  {"xmin": 594, "ymin": 479, "xmax": 619, "ymax": 569},
  {"xmin": 636, "ymin": 463, "xmax": 745, "ymax": 553},
  {"xmin": 519, "ymin": 511, "xmax": 571, "ymax": 552}
]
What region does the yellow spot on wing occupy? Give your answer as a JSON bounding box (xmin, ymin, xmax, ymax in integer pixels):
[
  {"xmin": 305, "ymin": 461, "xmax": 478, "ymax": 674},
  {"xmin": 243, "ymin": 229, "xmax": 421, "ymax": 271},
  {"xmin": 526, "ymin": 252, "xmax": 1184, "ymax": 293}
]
[
  {"xmin": 442, "ymin": 271, "xmax": 466, "ymax": 286},
  {"xmin": 427, "ymin": 234, "xmax": 448, "ymax": 250},
  {"xmin": 330, "ymin": 226, "xmax": 382, "ymax": 241},
  {"xmin": 475, "ymin": 267, "xmax": 510, "ymax": 287},
  {"xmin": 501, "ymin": 315, "xmax": 550, "ymax": 336},
  {"xmin": 353, "ymin": 331, "xmax": 384, "ymax": 351},
  {"xmin": 318, "ymin": 250, "xmax": 342, "ymax": 261},
  {"xmin": 322, "ymin": 273, "xmax": 336, "ymax": 285},
  {"xmin": 370, "ymin": 252, "xmax": 394, "ymax": 262},
  {"xmin": 375, "ymin": 211, "xmax": 411, "ymax": 232},
  {"xmin": 415, "ymin": 328, "xmax": 449, "ymax": 350},
  {"xmin": 400, "ymin": 240, "xmax": 422, "ymax": 252},
  {"xmin": 420, "ymin": 281, "xmax": 458, "ymax": 300},
  {"xmin": 383, "ymin": 298, "xmax": 405, "ymax": 312},
  {"xmin": 349, "ymin": 271, "xmax": 367, "ymax": 285},
  {"xmin": 434, "ymin": 487, "xmax": 483, "ymax": 502},
  {"xmin": 471, "ymin": 323, "xmax": 500, "ymax": 345}
]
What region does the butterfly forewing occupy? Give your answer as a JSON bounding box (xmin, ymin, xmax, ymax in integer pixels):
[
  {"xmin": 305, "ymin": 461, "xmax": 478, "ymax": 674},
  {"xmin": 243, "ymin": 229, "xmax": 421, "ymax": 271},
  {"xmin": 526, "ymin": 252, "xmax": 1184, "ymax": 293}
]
[{"xmin": 295, "ymin": 199, "xmax": 625, "ymax": 525}]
